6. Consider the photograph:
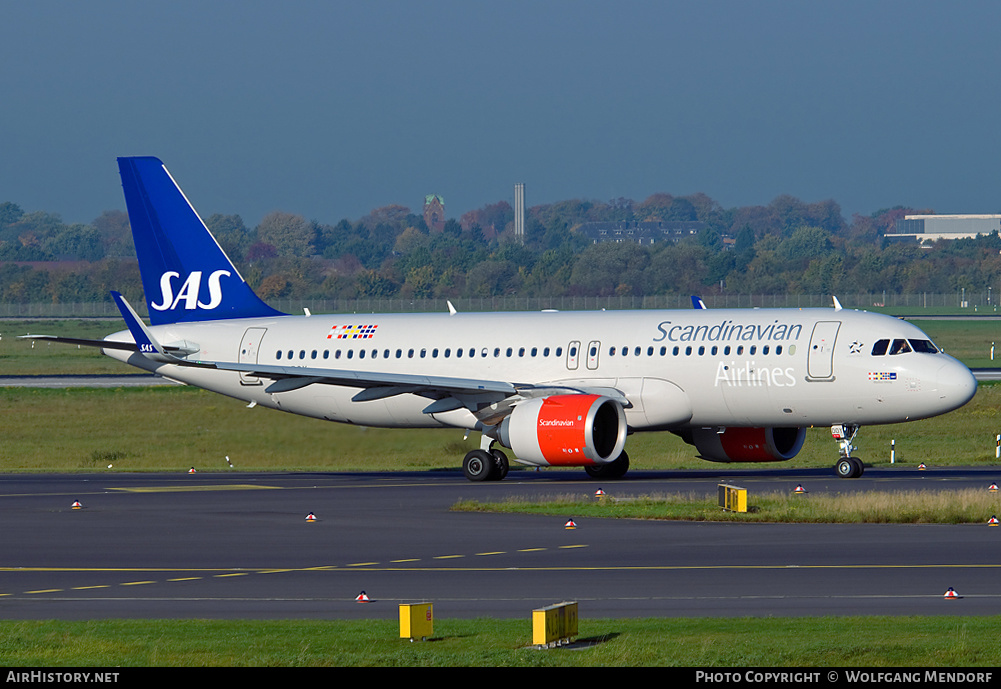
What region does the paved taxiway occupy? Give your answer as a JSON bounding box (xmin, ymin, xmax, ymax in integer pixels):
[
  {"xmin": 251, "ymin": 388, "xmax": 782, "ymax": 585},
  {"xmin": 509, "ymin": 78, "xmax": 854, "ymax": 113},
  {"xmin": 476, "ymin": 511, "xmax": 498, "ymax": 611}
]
[
  {"xmin": 0, "ymin": 375, "xmax": 177, "ymax": 388},
  {"xmin": 1, "ymin": 467, "xmax": 999, "ymax": 621}
]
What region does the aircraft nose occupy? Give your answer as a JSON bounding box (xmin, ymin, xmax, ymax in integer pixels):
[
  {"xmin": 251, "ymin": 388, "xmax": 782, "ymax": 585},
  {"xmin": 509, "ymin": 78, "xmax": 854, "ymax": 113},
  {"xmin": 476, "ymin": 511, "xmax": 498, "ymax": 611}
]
[{"xmin": 935, "ymin": 359, "xmax": 977, "ymax": 411}]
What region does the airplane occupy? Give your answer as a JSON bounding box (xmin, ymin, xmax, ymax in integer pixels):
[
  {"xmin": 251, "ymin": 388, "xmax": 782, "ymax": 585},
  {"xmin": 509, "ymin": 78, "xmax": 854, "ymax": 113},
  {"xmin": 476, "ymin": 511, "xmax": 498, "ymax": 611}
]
[{"xmin": 27, "ymin": 157, "xmax": 978, "ymax": 482}]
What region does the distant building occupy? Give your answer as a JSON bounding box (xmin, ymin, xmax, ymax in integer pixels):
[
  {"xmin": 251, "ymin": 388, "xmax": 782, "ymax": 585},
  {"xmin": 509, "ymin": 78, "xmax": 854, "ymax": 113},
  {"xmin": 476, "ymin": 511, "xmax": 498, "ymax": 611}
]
[
  {"xmin": 889, "ymin": 214, "xmax": 1001, "ymax": 241},
  {"xmin": 578, "ymin": 220, "xmax": 706, "ymax": 245},
  {"xmin": 424, "ymin": 194, "xmax": 446, "ymax": 234}
]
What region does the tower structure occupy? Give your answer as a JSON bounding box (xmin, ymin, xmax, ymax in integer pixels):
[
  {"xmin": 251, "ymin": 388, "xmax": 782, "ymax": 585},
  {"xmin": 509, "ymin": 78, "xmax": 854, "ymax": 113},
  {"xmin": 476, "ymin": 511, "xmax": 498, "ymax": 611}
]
[
  {"xmin": 514, "ymin": 183, "xmax": 525, "ymax": 244},
  {"xmin": 423, "ymin": 194, "xmax": 445, "ymax": 234}
]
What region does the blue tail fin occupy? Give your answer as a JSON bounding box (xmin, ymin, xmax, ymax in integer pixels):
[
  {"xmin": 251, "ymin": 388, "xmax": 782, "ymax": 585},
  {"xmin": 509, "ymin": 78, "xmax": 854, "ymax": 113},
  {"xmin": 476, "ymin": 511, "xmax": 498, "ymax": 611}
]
[{"xmin": 117, "ymin": 156, "xmax": 284, "ymax": 325}]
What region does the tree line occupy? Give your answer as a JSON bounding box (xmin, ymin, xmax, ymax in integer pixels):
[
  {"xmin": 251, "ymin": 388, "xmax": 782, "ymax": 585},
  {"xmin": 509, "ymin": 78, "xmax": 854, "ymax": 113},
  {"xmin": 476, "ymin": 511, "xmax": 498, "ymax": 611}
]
[{"xmin": 1, "ymin": 192, "xmax": 1000, "ymax": 306}]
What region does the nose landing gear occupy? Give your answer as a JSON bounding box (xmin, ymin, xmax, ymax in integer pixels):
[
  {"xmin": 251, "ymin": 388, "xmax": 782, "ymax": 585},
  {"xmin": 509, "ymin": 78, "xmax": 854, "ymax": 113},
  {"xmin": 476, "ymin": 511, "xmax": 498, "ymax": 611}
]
[{"xmin": 832, "ymin": 424, "xmax": 864, "ymax": 478}]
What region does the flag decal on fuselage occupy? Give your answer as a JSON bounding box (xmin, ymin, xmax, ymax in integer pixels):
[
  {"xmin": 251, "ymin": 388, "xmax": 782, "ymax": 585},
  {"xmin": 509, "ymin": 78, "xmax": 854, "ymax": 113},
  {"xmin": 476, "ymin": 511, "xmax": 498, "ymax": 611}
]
[{"xmin": 327, "ymin": 324, "xmax": 379, "ymax": 340}]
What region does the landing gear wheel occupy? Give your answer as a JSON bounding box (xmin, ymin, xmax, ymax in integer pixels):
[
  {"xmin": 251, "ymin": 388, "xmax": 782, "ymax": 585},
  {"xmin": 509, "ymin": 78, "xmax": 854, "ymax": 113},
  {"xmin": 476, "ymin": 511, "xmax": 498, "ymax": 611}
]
[
  {"xmin": 835, "ymin": 456, "xmax": 863, "ymax": 478},
  {"xmin": 490, "ymin": 449, "xmax": 509, "ymax": 481},
  {"xmin": 584, "ymin": 451, "xmax": 629, "ymax": 479},
  {"xmin": 463, "ymin": 450, "xmax": 495, "ymax": 482},
  {"xmin": 850, "ymin": 456, "xmax": 864, "ymax": 478}
]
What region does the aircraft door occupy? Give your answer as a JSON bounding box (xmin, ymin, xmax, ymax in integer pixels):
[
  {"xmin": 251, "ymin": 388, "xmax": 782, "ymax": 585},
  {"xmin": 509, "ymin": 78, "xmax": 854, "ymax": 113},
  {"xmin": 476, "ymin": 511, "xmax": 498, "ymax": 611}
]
[
  {"xmin": 566, "ymin": 341, "xmax": 580, "ymax": 370},
  {"xmin": 586, "ymin": 341, "xmax": 601, "ymax": 370},
  {"xmin": 239, "ymin": 327, "xmax": 267, "ymax": 385},
  {"xmin": 807, "ymin": 321, "xmax": 840, "ymax": 380}
]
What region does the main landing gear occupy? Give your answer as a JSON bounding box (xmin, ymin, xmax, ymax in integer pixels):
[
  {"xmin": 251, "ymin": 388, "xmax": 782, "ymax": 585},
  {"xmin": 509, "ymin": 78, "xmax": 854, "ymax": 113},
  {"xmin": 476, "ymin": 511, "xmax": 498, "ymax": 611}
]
[
  {"xmin": 832, "ymin": 424, "xmax": 864, "ymax": 478},
  {"xmin": 462, "ymin": 446, "xmax": 509, "ymax": 482}
]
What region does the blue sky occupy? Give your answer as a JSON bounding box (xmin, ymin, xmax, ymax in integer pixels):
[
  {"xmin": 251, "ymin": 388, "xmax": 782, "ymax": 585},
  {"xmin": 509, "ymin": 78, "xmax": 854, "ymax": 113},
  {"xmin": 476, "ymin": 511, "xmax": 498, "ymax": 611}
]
[{"xmin": 2, "ymin": 0, "xmax": 1000, "ymax": 228}]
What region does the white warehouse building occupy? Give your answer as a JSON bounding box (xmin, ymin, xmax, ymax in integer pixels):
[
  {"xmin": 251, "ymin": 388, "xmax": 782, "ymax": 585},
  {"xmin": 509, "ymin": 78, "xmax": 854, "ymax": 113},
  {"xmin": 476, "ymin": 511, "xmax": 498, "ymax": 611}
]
[{"xmin": 892, "ymin": 214, "xmax": 1001, "ymax": 241}]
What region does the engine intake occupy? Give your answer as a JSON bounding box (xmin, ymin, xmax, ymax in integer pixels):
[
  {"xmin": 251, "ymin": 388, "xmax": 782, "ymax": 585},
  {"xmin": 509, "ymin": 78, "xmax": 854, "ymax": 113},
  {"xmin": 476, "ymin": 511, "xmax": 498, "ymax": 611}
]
[{"xmin": 497, "ymin": 394, "xmax": 627, "ymax": 466}]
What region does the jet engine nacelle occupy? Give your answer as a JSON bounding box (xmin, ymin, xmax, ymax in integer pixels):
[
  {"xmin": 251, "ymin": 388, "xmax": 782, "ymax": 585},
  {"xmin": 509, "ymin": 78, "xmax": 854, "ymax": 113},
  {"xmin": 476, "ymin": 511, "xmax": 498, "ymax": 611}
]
[
  {"xmin": 681, "ymin": 426, "xmax": 806, "ymax": 463},
  {"xmin": 497, "ymin": 394, "xmax": 627, "ymax": 466}
]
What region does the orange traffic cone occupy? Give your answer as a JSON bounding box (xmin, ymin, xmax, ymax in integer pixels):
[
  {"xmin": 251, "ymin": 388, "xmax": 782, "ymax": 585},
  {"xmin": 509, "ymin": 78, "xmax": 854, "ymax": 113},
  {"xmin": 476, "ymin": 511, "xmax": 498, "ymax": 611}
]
[
  {"xmin": 944, "ymin": 587, "xmax": 960, "ymax": 600},
  {"xmin": 71, "ymin": 500, "xmax": 82, "ymax": 510},
  {"xmin": 355, "ymin": 591, "xmax": 371, "ymax": 602},
  {"xmin": 918, "ymin": 463, "xmax": 926, "ymax": 471},
  {"xmin": 594, "ymin": 489, "xmax": 605, "ymax": 498},
  {"xmin": 793, "ymin": 484, "xmax": 807, "ymax": 494},
  {"xmin": 564, "ymin": 518, "xmax": 577, "ymax": 529},
  {"xmin": 989, "ymin": 483, "xmax": 998, "ymax": 493},
  {"xmin": 188, "ymin": 467, "xmax": 197, "ymax": 474},
  {"xmin": 988, "ymin": 515, "xmax": 999, "ymax": 526},
  {"xmin": 305, "ymin": 512, "xmax": 316, "ymax": 522}
]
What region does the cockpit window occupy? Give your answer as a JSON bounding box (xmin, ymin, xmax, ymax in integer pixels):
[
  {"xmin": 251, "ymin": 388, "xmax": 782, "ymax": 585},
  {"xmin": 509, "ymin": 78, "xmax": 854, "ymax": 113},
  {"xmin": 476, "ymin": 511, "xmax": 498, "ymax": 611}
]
[
  {"xmin": 889, "ymin": 339, "xmax": 912, "ymax": 355},
  {"xmin": 872, "ymin": 339, "xmax": 889, "ymax": 356},
  {"xmin": 908, "ymin": 339, "xmax": 939, "ymax": 354}
]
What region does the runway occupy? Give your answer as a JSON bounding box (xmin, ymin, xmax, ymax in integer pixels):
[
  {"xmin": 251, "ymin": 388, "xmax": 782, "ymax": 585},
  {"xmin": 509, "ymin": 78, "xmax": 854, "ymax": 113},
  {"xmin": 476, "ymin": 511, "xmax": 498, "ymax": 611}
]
[
  {"xmin": 1, "ymin": 466, "xmax": 999, "ymax": 621},
  {"xmin": 0, "ymin": 374, "xmax": 177, "ymax": 388}
]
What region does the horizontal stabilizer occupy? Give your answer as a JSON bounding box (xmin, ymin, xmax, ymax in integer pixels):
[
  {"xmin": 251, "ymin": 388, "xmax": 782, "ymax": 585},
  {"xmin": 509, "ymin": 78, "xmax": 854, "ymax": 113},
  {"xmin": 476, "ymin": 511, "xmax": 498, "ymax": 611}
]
[{"xmin": 19, "ymin": 334, "xmax": 141, "ymax": 352}]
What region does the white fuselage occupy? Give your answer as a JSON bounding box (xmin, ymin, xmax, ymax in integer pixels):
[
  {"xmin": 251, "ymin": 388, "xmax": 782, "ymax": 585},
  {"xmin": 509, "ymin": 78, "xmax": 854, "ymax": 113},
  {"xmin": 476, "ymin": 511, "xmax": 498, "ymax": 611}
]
[{"xmin": 101, "ymin": 307, "xmax": 977, "ymax": 434}]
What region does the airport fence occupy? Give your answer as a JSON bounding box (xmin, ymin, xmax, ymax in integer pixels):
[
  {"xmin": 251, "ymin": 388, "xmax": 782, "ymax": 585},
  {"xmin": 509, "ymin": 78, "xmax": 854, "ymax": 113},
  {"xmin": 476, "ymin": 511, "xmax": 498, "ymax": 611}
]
[{"xmin": 0, "ymin": 292, "xmax": 996, "ymax": 318}]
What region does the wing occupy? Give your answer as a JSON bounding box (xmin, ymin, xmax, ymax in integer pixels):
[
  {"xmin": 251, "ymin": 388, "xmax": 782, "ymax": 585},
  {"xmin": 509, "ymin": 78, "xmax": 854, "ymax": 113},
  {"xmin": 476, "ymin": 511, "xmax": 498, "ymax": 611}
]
[{"xmin": 197, "ymin": 359, "xmax": 628, "ymax": 422}]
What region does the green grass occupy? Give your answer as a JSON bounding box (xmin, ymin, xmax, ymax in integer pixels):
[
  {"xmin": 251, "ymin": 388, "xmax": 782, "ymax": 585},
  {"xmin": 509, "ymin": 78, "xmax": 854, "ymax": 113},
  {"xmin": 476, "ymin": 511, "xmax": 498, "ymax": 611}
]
[
  {"xmin": 1, "ymin": 617, "xmax": 998, "ymax": 666},
  {"xmin": 0, "ymin": 386, "xmax": 479, "ymax": 472},
  {"xmin": 910, "ymin": 319, "xmax": 1001, "ymax": 368},
  {"xmin": 0, "ymin": 319, "xmax": 132, "ymax": 375},
  {"xmin": 453, "ymin": 488, "xmax": 1001, "ymax": 524},
  {"xmin": 2, "ymin": 383, "xmax": 1001, "ymax": 473},
  {"xmin": 2, "ymin": 382, "xmax": 1001, "ymax": 473}
]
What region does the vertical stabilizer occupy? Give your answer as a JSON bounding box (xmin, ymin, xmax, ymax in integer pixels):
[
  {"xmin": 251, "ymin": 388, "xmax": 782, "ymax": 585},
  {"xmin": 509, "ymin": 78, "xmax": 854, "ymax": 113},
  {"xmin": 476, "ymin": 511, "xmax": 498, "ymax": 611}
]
[{"xmin": 117, "ymin": 156, "xmax": 284, "ymax": 325}]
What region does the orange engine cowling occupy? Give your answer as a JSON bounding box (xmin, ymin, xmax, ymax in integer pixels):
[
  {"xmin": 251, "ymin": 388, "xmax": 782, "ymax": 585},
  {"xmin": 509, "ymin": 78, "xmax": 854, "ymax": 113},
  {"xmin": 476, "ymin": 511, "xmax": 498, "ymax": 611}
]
[
  {"xmin": 497, "ymin": 394, "xmax": 627, "ymax": 466},
  {"xmin": 680, "ymin": 426, "xmax": 806, "ymax": 463}
]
